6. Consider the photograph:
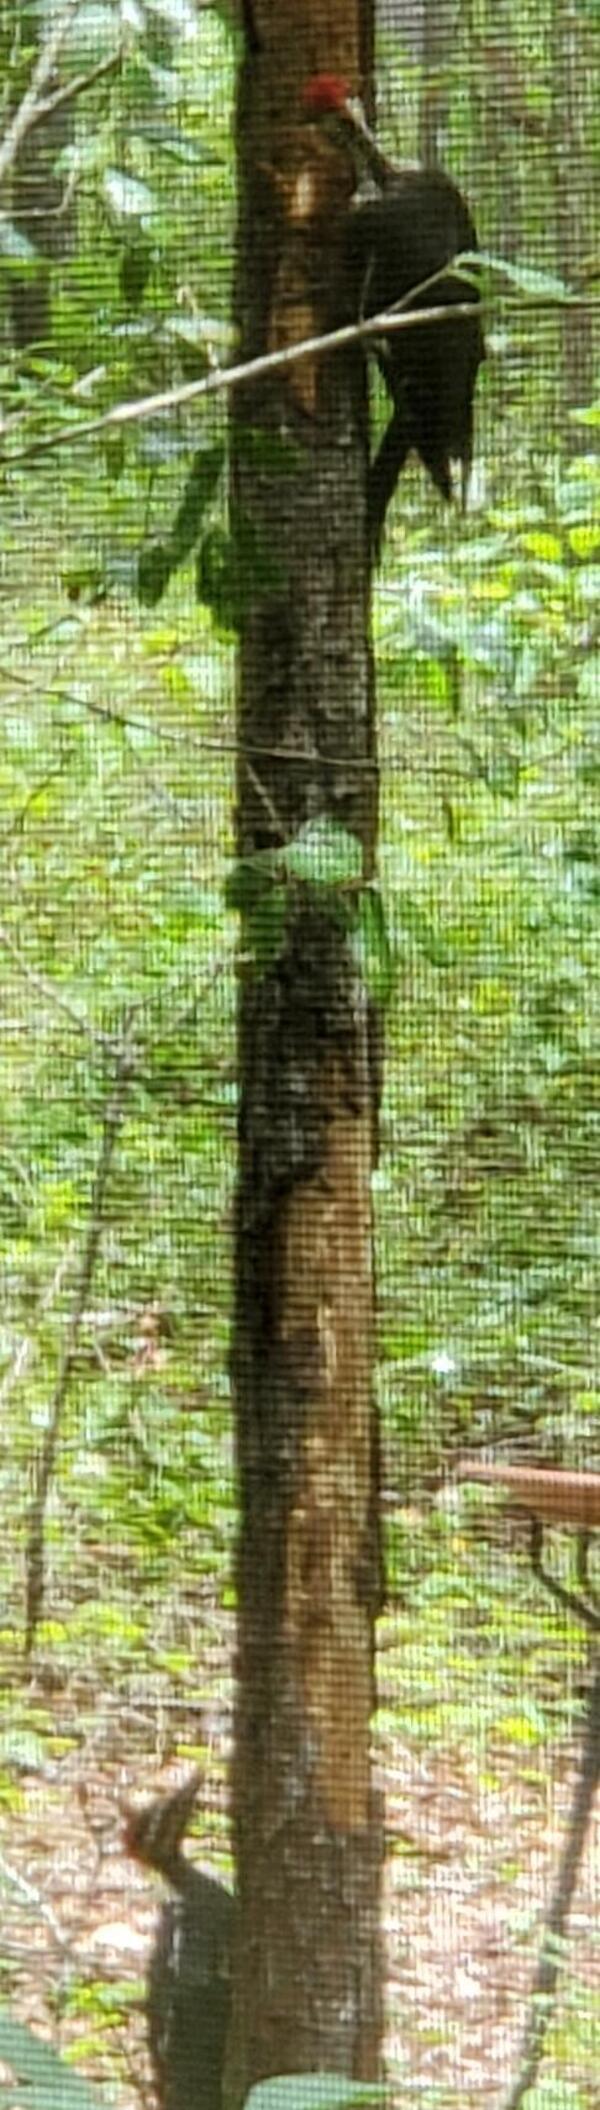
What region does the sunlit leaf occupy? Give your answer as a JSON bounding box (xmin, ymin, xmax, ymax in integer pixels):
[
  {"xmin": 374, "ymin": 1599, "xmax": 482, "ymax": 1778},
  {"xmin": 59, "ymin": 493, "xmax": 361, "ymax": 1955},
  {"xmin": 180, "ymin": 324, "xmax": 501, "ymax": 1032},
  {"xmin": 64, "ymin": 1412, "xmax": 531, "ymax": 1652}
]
[
  {"xmin": 285, "ymin": 821, "xmax": 362, "ymax": 889},
  {"xmin": 247, "ymin": 2080, "xmax": 387, "ymax": 2110},
  {"xmin": 103, "ymin": 170, "xmax": 157, "ymax": 225}
]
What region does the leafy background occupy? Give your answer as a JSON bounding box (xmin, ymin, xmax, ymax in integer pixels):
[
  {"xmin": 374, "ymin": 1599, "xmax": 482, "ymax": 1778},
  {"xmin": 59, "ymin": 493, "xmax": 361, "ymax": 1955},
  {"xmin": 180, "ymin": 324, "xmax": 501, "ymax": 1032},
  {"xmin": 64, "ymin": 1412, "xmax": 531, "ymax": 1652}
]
[{"xmin": 0, "ymin": 0, "xmax": 598, "ymax": 2102}]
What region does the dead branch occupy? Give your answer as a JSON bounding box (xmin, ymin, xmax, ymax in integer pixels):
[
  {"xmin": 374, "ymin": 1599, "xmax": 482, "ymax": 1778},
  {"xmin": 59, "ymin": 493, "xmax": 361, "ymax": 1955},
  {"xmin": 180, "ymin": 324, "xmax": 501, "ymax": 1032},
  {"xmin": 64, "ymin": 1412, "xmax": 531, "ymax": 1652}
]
[{"xmin": 455, "ymin": 1459, "xmax": 600, "ymax": 1531}]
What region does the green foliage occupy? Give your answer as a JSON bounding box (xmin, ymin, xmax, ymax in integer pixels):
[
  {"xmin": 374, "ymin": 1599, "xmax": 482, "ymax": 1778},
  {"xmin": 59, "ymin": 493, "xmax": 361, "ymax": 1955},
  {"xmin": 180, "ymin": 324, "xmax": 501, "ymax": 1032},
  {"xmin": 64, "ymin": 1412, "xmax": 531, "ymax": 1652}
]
[
  {"xmin": 0, "ymin": 2007, "xmax": 107, "ymax": 2110},
  {"xmin": 138, "ymin": 440, "xmax": 226, "ymax": 602},
  {"xmin": 0, "ymin": 3, "xmax": 598, "ymax": 2101},
  {"xmin": 284, "ymin": 820, "xmax": 363, "ymax": 889},
  {"xmin": 227, "ymin": 823, "xmax": 395, "ymax": 999},
  {"xmin": 247, "ymin": 2082, "xmax": 387, "ymax": 2110},
  {"xmin": 0, "ymin": 214, "xmax": 43, "ymax": 271}
]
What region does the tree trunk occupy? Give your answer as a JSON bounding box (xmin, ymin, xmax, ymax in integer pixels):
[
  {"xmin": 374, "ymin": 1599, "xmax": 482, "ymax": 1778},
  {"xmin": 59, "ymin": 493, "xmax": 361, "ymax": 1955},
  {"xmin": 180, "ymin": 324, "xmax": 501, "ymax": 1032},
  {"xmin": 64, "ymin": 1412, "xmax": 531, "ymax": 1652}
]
[
  {"xmin": 418, "ymin": 0, "xmax": 454, "ymax": 168},
  {"xmin": 551, "ymin": 0, "xmax": 596, "ymax": 442},
  {"xmin": 229, "ymin": 1, "xmax": 382, "ymax": 2102}
]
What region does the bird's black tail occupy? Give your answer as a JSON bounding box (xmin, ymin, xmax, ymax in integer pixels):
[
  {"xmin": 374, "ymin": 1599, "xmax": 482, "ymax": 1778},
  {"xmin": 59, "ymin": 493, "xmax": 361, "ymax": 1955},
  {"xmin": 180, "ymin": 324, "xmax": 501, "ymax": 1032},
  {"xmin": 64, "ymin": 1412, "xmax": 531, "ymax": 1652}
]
[{"xmin": 368, "ymin": 403, "xmax": 412, "ymax": 556}]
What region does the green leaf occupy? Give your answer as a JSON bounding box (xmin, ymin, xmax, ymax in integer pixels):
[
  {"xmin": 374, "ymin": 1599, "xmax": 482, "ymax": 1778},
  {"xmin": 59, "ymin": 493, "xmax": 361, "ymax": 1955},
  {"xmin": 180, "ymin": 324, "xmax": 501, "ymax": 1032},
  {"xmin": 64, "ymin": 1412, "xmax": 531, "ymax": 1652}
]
[
  {"xmin": 247, "ymin": 891, "xmax": 287, "ymax": 974},
  {"xmin": 140, "ymin": 124, "xmax": 219, "ymax": 165},
  {"xmin": 484, "ymin": 753, "xmax": 522, "ymax": 801},
  {"xmin": 246, "ymin": 2080, "xmax": 387, "ymax": 2110},
  {"xmin": 352, "ymin": 889, "xmax": 395, "ymax": 1006},
  {"xmin": 163, "ymin": 312, "xmax": 233, "ymax": 362},
  {"xmin": 493, "ymin": 1708, "xmax": 546, "ymax": 1747},
  {"xmin": 0, "ymin": 213, "xmax": 42, "ymax": 271},
  {"xmin": 478, "ymin": 255, "xmax": 573, "ymax": 301},
  {"xmin": 120, "ymin": 238, "xmax": 153, "ymax": 307},
  {"xmin": 103, "ymin": 170, "xmax": 157, "ymax": 226},
  {"xmin": 63, "ymin": 4, "xmax": 122, "ymax": 64},
  {"xmin": 393, "ymin": 892, "xmax": 452, "ymax": 968},
  {"xmin": 519, "ymin": 531, "xmax": 563, "ymax": 562},
  {"xmin": 0, "ymin": 2009, "xmax": 105, "ymax": 2110},
  {"xmin": 571, "ymin": 398, "xmax": 600, "ymax": 427},
  {"xmin": 0, "ymin": 1730, "xmax": 47, "ymax": 1773},
  {"xmin": 568, "ymin": 524, "xmax": 600, "ymax": 558},
  {"xmin": 225, "ymin": 854, "xmax": 281, "ymax": 915},
  {"xmin": 195, "ymin": 525, "xmax": 239, "ymax": 634},
  {"xmin": 138, "ymin": 444, "xmax": 225, "ymax": 604},
  {"xmin": 145, "ymin": 0, "xmax": 199, "ymax": 32},
  {"xmin": 285, "ymin": 821, "xmax": 363, "ymax": 889},
  {"xmin": 137, "ymin": 539, "xmax": 172, "ymax": 606},
  {"xmin": 168, "ymin": 445, "xmax": 225, "ymax": 558}
]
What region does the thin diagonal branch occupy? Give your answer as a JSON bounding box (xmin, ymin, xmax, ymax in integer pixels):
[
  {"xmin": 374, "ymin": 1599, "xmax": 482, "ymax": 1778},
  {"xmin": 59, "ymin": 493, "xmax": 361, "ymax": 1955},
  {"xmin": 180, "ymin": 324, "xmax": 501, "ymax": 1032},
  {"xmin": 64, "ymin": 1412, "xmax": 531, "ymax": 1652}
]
[
  {"xmin": 0, "ymin": 1, "xmax": 84, "ymax": 189},
  {"xmin": 24, "ymin": 1034, "xmax": 136, "ymax": 1656},
  {"xmin": 23, "ymin": 45, "xmax": 123, "ymax": 135},
  {"xmin": 2, "ymin": 295, "xmax": 486, "ymax": 466}
]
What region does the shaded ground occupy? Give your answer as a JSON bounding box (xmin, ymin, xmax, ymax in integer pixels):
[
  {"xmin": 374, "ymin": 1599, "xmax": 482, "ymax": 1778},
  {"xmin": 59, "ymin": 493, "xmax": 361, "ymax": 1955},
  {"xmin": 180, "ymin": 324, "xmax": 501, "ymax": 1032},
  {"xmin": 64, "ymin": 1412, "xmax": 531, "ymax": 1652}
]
[{"xmin": 0, "ymin": 1622, "xmax": 598, "ymax": 2107}]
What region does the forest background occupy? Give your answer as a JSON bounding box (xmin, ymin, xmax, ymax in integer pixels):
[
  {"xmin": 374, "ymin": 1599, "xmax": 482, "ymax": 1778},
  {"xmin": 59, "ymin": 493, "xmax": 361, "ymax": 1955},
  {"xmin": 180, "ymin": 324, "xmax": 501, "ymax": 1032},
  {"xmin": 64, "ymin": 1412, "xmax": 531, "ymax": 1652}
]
[{"xmin": 0, "ymin": 1, "xmax": 598, "ymax": 2105}]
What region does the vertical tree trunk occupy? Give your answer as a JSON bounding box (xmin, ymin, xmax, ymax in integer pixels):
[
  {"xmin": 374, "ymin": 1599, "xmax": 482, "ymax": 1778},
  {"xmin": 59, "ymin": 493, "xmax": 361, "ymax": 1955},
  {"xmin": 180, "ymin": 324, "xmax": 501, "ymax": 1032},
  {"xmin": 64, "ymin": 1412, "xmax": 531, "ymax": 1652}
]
[
  {"xmin": 551, "ymin": 0, "xmax": 595, "ymax": 441},
  {"xmin": 463, "ymin": 0, "xmax": 522, "ymax": 264},
  {"xmin": 418, "ymin": 0, "xmax": 454, "ymax": 168},
  {"xmin": 230, "ymin": 1, "xmax": 382, "ymax": 2101}
]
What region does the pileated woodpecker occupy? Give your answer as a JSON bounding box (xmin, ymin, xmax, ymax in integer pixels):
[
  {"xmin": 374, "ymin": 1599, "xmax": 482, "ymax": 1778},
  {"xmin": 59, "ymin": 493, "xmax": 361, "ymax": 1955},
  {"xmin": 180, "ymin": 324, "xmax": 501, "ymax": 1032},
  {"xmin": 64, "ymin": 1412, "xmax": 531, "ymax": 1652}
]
[
  {"xmin": 125, "ymin": 1772, "xmax": 234, "ymax": 2110},
  {"xmin": 302, "ymin": 74, "xmax": 484, "ymax": 549}
]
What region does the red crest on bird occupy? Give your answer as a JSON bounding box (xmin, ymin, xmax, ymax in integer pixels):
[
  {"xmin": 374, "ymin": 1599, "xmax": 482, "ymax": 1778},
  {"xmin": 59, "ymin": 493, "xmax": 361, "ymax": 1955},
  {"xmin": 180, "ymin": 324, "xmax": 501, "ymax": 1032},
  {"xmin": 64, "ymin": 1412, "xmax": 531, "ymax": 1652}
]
[{"xmin": 301, "ymin": 74, "xmax": 355, "ymax": 118}]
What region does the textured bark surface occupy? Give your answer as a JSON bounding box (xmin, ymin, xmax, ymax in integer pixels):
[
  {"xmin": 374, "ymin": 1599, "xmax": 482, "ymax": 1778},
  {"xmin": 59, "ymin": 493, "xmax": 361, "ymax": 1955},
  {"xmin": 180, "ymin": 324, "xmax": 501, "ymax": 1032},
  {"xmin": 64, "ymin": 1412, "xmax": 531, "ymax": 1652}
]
[
  {"xmin": 229, "ymin": 1, "xmax": 382, "ymax": 2099},
  {"xmin": 551, "ymin": 0, "xmax": 596, "ymax": 439}
]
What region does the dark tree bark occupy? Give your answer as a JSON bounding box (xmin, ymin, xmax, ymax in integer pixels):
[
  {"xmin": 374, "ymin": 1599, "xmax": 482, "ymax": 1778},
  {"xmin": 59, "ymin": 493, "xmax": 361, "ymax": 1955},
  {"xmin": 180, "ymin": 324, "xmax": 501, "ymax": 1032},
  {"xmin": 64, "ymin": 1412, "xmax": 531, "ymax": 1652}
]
[
  {"xmin": 462, "ymin": 0, "xmax": 523, "ymax": 265},
  {"xmin": 229, "ymin": 1, "xmax": 382, "ymax": 2102},
  {"xmin": 418, "ymin": 0, "xmax": 454, "ymax": 168},
  {"xmin": 551, "ymin": 0, "xmax": 596, "ymax": 442}
]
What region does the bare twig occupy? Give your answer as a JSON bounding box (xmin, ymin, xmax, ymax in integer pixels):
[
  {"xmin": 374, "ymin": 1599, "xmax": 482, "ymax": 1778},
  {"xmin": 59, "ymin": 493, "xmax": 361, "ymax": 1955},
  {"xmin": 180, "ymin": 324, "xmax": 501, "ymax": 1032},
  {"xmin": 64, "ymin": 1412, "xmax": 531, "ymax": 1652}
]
[
  {"xmin": 2, "ymin": 296, "xmax": 486, "ymax": 465},
  {"xmin": 0, "ymin": 1249, "xmax": 73, "ymax": 1409},
  {"xmin": 24, "ymin": 1034, "xmax": 136, "ymax": 1655},
  {"xmin": 0, "ymin": 1852, "xmax": 73, "ymax": 1958},
  {"xmin": 5, "ymin": 282, "xmax": 594, "ymax": 471},
  {"xmin": 23, "ymin": 45, "xmax": 124, "ymax": 135},
  {"xmin": 0, "ymin": 921, "xmax": 113, "ymax": 1051},
  {"xmin": 529, "ymin": 1516, "xmax": 600, "ymax": 1634},
  {"xmin": 502, "ymin": 1523, "xmax": 600, "ymax": 2108},
  {"xmin": 0, "ymin": 1, "xmax": 84, "ymax": 189},
  {"xmin": 503, "ymin": 1658, "xmax": 600, "ymax": 2109}
]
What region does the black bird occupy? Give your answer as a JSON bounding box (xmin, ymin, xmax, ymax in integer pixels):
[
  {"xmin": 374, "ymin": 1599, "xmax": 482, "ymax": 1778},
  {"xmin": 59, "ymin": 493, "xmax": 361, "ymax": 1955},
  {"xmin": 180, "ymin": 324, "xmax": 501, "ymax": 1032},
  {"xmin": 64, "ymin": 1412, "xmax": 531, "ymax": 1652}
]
[
  {"xmin": 302, "ymin": 74, "xmax": 485, "ymax": 550},
  {"xmin": 125, "ymin": 1772, "xmax": 234, "ymax": 2110}
]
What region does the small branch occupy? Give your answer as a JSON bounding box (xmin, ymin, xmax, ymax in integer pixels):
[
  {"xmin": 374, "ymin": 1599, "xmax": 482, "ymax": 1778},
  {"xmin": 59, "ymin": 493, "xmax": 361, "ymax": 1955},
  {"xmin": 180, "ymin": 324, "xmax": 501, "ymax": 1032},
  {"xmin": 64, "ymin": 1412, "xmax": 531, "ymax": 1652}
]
[
  {"xmin": 2, "ymin": 296, "xmax": 484, "ymax": 465},
  {"xmin": 502, "ymin": 1654, "xmax": 600, "ymax": 2110},
  {"xmin": 501, "ymin": 1522, "xmax": 600, "ymax": 2107},
  {"xmin": 24, "ymin": 1034, "xmax": 136, "ymax": 1656},
  {"xmin": 455, "ymin": 1459, "xmax": 600, "ymax": 1533},
  {"xmin": 5, "ymin": 283, "xmax": 594, "ymax": 471},
  {"xmin": 0, "ymin": 660, "xmax": 379, "ymax": 774},
  {"xmin": 0, "ymin": 1, "xmax": 84, "ymax": 189},
  {"xmin": 529, "ymin": 1518, "xmax": 600, "ymax": 1636},
  {"xmin": 24, "ymin": 46, "xmax": 123, "ymax": 134},
  {"xmin": 0, "ymin": 1853, "xmax": 73, "ymax": 1958},
  {"xmin": 0, "ymin": 1250, "xmax": 73, "ymax": 1409},
  {"xmin": 0, "ymin": 922, "xmax": 113, "ymax": 1052}
]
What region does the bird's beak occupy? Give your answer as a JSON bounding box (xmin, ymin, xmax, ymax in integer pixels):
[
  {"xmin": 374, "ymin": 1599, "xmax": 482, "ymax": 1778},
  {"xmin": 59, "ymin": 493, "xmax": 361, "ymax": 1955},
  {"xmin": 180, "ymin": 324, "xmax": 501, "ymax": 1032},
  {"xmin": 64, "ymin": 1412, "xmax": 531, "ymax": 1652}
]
[{"xmin": 343, "ymin": 95, "xmax": 370, "ymax": 133}]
